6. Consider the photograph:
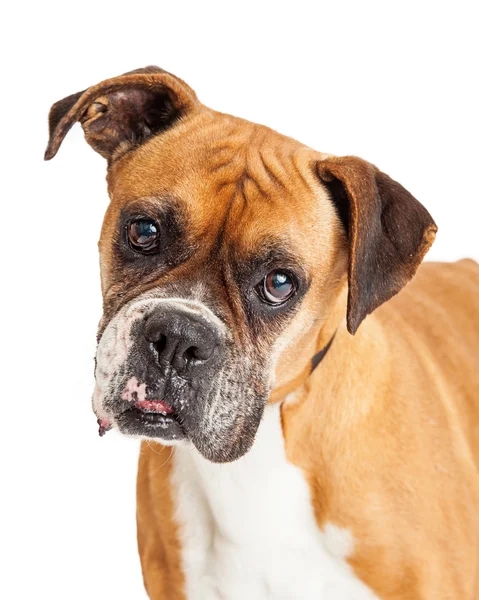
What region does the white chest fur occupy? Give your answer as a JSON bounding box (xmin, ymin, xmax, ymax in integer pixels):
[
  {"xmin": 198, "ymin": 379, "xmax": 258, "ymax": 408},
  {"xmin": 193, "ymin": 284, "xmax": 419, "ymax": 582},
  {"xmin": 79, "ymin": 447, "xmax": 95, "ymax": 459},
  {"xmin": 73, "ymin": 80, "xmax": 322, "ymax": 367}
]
[{"xmin": 170, "ymin": 403, "xmax": 378, "ymax": 600}]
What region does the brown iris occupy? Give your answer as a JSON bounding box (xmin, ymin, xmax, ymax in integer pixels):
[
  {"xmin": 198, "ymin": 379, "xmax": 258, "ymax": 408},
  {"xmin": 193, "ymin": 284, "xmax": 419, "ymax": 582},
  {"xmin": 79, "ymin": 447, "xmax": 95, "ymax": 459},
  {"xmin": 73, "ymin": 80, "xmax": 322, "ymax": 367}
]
[
  {"xmin": 261, "ymin": 270, "xmax": 295, "ymax": 304},
  {"xmin": 127, "ymin": 218, "xmax": 160, "ymax": 253}
]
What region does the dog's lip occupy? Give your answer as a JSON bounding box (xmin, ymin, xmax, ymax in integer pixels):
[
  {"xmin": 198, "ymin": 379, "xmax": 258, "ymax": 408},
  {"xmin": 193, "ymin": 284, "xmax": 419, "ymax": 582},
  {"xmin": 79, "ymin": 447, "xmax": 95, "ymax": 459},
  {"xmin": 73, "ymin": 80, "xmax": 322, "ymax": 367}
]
[
  {"xmin": 133, "ymin": 399, "xmax": 175, "ymax": 415},
  {"xmin": 97, "ymin": 418, "xmax": 112, "ymax": 437},
  {"xmin": 118, "ymin": 405, "xmax": 184, "ymax": 435}
]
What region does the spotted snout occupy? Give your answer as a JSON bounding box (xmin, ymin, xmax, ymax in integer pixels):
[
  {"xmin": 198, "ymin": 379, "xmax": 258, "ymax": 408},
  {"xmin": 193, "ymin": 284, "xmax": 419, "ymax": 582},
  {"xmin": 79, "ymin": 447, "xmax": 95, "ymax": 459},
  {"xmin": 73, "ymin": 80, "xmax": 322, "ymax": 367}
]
[{"xmin": 93, "ymin": 295, "xmax": 266, "ymax": 462}]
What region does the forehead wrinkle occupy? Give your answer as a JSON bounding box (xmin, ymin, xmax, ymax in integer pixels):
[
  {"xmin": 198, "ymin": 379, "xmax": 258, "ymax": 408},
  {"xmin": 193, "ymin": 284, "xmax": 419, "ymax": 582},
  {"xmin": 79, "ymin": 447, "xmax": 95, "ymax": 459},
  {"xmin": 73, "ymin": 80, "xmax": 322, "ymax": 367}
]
[
  {"xmin": 203, "ymin": 121, "xmax": 306, "ymax": 202},
  {"xmin": 246, "ymin": 137, "xmax": 291, "ymax": 197},
  {"xmin": 221, "ymin": 170, "xmax": 305, "ymax": 255},
  {"xmin": 248, "ymin": 128, "xmax": 314, "ymax": 194}
]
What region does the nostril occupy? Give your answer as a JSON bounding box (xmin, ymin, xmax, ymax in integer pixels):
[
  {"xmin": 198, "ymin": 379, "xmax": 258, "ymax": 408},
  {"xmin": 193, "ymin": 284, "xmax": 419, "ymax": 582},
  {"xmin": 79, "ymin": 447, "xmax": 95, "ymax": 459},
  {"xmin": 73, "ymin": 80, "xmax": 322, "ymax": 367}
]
[
  {"xmin": 184, "ymin": 346, "xmax": 199, "ymax": 361},
  {"xmin": 184, "ymin": 345, "xmax": 213, "ymax": 363},
  {"xmin": 152, "ymin": 334, "xmax": 167, "ymax": 356}
]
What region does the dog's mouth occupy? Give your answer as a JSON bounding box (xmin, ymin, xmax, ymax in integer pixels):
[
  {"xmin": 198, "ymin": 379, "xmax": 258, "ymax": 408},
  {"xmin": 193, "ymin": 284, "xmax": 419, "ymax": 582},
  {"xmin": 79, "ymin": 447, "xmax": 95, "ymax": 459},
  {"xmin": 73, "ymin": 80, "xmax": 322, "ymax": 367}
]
[{"xmin": 114, "ymin": 398, "xmax": 186, "ymax": 441}]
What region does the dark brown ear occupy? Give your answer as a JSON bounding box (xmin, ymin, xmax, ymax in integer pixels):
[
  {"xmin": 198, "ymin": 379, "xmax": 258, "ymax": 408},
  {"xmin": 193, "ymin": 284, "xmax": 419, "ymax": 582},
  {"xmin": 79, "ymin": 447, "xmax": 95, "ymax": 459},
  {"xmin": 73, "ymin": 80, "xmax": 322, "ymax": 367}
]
[
  {"xmin": 317, "ymin": 156, "xmax": 437, "ymax": 334},
  {"xmin": 44, "ymin": 66, "xmax": 198, "ymax": 163}
]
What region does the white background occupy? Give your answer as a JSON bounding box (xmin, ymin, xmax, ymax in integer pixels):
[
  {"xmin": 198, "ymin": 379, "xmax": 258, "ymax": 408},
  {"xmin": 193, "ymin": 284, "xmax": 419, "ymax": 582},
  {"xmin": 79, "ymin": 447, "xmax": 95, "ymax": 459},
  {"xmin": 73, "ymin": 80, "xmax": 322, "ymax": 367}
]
[{"xmin": 2, "ymin": 1, "xmax": 478, "ymax": 598}]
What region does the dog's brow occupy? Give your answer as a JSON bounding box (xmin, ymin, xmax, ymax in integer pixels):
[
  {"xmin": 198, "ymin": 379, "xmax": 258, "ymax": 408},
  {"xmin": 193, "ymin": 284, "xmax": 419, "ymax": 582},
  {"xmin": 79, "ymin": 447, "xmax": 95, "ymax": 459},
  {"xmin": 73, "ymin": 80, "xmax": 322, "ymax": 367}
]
[
  {"xmin": 121, "ymin": 195, "xmax": 182, "ymax": 214},
  {"xmin": 233, "ymin": 241, "xmax": 307, "ymax": 281}
]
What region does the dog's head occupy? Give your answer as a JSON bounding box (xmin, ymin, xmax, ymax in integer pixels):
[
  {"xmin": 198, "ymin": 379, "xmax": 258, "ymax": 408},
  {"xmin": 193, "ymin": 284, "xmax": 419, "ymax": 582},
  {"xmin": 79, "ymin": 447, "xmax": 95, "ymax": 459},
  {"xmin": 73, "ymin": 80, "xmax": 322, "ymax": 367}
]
[{"xmin": 45, "ymin": 67, "xmax": 436, "ymax": 462}]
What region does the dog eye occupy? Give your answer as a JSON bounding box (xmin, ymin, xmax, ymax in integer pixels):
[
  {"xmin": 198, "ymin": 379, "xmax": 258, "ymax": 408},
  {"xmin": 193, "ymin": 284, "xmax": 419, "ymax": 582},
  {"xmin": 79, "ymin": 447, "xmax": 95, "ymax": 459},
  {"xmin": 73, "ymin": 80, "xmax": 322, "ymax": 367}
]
[
  {"xmin": 127, "ymin": 218, "xmax": 160, "ymax": 253},
  {"xmin": 259, "ymin": 270, "xmax": 296, "ymax": 304}
]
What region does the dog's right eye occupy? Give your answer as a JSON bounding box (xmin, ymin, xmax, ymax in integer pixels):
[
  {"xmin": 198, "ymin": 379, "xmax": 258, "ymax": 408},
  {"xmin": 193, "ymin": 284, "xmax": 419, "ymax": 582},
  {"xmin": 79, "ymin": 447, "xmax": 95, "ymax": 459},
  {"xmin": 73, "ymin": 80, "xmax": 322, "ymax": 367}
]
[{"xmin": 127, "ymin": 218, "xmax": 160, "ymax": 253}]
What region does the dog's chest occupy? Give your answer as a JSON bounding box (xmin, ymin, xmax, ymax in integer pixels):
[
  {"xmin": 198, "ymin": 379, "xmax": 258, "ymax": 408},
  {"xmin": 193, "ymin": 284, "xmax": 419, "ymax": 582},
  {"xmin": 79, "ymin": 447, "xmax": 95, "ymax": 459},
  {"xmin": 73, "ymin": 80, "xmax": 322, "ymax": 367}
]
[{"xmin": 170, "ymin": 404, "xmax": 377, "ymax": 600}]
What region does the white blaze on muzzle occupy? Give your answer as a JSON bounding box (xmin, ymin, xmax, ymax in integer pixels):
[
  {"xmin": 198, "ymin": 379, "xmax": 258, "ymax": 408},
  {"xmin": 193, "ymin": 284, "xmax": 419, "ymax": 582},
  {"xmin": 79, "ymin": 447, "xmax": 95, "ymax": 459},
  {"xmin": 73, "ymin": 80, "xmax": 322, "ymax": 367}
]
[{"xmin": 92, "ymin": 293, "xmax": 228, "ymax": 431}]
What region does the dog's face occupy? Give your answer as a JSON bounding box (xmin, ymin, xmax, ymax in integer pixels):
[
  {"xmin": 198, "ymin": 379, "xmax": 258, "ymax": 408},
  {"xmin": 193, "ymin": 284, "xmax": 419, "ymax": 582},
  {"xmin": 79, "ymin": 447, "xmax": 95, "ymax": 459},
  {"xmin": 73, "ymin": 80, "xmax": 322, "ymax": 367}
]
[
  {"xmin": 46, "ymin": 67, "xmax": 436, "ymax": 462},
  {"xmin": 92, "ymin": 117, "xmax": 345, "ymax": 462}
]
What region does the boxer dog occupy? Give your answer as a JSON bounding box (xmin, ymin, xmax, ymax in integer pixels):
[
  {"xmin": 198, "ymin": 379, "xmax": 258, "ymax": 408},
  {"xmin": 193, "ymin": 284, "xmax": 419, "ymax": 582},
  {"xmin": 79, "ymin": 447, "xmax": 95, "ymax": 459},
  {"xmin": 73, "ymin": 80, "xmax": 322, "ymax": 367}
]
[{"xmin": 45, "ymin": 67, "xmax": 479, "ymax": 599}]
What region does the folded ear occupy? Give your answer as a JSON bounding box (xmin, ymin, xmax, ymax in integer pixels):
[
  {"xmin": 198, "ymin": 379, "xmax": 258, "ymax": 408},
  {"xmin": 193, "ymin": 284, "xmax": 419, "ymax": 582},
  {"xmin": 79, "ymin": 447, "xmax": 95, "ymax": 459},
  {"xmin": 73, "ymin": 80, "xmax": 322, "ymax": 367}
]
[
  {"xmin": 44, "ymin": 66, "xmax": 198, "ymax": 163},
  {"xmin": 317, "ymin": 156, "xmax": 437, "ymax": 334}
]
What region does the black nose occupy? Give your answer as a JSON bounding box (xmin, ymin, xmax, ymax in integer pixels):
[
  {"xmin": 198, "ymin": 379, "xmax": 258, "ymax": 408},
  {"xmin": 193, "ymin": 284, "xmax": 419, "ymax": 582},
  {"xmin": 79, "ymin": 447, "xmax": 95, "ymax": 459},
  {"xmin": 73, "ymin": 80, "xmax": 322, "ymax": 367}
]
[{"xmin": 143, "ymin": 309, "xmax": 220, "ymax": 373}]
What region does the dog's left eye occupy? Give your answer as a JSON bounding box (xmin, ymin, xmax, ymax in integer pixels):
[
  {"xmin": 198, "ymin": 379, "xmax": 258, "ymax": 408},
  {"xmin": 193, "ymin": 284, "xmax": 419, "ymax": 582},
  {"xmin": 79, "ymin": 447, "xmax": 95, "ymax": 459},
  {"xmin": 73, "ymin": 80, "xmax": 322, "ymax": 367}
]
[
  {"xmin": 258, "ymin": 270, "xmax": 296, "ymax": 305},
  {"xmin": 127, "ymin": 218, "xmax": 160, "ymax": 253}
]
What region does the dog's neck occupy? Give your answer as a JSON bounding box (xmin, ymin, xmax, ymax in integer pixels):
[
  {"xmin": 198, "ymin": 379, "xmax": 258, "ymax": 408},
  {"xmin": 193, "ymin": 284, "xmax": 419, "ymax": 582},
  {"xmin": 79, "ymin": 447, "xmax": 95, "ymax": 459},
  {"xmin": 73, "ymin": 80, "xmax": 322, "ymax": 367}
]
[{"xmin": 281, "ymin": 309, "xmax": 391, "ymax": 471}]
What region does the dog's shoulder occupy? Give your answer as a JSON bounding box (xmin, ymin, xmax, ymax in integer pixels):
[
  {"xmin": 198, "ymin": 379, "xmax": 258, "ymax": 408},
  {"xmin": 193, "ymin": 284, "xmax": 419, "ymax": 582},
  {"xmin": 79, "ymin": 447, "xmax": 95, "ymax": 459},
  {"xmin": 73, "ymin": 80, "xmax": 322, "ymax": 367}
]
[{"xmin": 381, "ymin": 259, "xmax": 479, "ymax": 331}]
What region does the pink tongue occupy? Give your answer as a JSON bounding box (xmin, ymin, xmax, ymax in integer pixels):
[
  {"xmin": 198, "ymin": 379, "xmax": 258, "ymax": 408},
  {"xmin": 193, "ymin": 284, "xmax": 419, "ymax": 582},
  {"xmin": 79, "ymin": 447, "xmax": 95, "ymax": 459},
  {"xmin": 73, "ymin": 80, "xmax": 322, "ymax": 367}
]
[{"xmin": 135, "ymin": 399, "xmax": 174, "ymax": 414}]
